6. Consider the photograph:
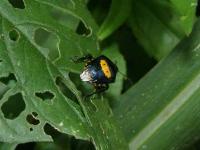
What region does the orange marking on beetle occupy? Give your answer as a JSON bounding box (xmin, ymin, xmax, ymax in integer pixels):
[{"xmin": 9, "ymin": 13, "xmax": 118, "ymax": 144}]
[{"xmin": 100, "ymin": 60, "xmax": 111, "ymax": 78}]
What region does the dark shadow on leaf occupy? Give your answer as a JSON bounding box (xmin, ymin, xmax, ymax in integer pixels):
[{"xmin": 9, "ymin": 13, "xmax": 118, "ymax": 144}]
[
  {"xmin": 8, "ymin": 0, "xmax": 25, "ymax": 9},
  {"xmin": 1, "ymin": 93, "xmax": 25, "ymax": 119},
  {"xmin": 87, "ymin": 0, "xmax": 111, "ymax": 25},
  {"xmin": 196, "ymin": 0, "xmax": 200, "ymax": 17},
  {"xmin": 35, "ymin": 91, "xmax": 54, "ymax": 101}
]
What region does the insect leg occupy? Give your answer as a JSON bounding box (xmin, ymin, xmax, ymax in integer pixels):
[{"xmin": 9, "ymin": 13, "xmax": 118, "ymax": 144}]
[
  {"xmin": 71, "ymin": 54, "xmax": 94, "ymax": 63},
  {"xmin": 85, "ymin": 84, "xmax": 109, "ymax": 97}
]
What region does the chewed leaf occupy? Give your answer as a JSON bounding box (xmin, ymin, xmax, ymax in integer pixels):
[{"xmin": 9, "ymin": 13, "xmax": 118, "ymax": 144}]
[
  {"xmin": 0, "ymin": 17, "xmax": 90, "ymax": 142},
  {"xmin": 0, "ymin": 0, "xmax": 98, "ymax": 143},
  {"xmin": 0, "ymin": 0, "xmax": 128, "ymax": 149}
]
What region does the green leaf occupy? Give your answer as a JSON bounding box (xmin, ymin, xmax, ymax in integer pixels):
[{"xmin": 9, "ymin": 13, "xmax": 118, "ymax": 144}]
[
  {"xmin": 129, "ymin": 0, "xmax": 197, "ymax": 60},
  {"xmin": 0, "ymin": 0, "xmax": 95, "ymax": 142},
  {"xmin": 0, "ymin": 0, "xmax": 128, "ymax": 149},
  {"xmin": 0, "ymin": 142, "xmax": 17, "ymax": 150},
  {"xmin": 114, "ymin": 19, "xmax": 200, "ymax": 149},
  {"xmin": 78, "ymin": 96, "xmax": 128, "ymax": 150},
  {"xmin": 97, "ymin": 0, "xmax": 132, "ymax": 40},
  {"xmin": 0, "ymin": 17, "xmax": 89, "ymax": 142},
  {"xmin": 170, "ymin": 0, "xmax": 197, "ymax": 35}
]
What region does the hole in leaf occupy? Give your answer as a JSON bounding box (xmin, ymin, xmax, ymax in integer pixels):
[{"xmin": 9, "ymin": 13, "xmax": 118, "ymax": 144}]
[
  {"xmin": 50, "ymin": 8, "xmax": 80, "ymax": 31},
  {"xmin": 9, "ymin": 29, "xmax": 20, "ymax": 41},
  {"xmin": 0, "ymin": 73, "xmax": 17, "ymax": 85},
  {"xmin": 26, "ymin": 114, "xmax": 40, "ymax": 125},
  {"xmin": 32, "ymin": 111, "xmax": 38, "ymax": 117},
  {"xmin": 8, "ymin": 0, "xmax": 25, "ymax": 9},
  {"xmin": 70, "ymin": 136, "xmax": 95, "ymax": 150},
  {"xmin": 30, "ymin": 128, "xmax": 33, "ymax": 131},
  {"xmin": 35, "ymin": 91, "xmax": 54, "ymax": 101},
  {"xmin": 43, "ymin": 123, "xmax": 94, "ymax": 149},
  {"xmin": 16, "ymin": 142, "xmax": 36, "ymax": 150},
  {"xmin": 76, "ymin": 21, "xmax": 91, "ymax": 36},
  {"xmin": 1, "ymin": 93, "xmax": 25, "ymax": 119},
  {"xmin": 55, "ymin": 76, "xmax": 78, "ymax": 103},
  {"xmin": 44, "ymin": 123, "xmax": 61, "ymax": 140},
  {"xmin": 0, "ymin": 60, "xmax": 2, "ymax": 63},
  {"xmin": 68, "ymin": 72, "xmax": 93, "ymax": 96},
  {"xmin": 34, "ymin": 28, "xmax": 59, "ymax": 61}
]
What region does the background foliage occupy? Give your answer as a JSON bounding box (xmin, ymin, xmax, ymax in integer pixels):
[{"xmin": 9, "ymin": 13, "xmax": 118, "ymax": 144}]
[{"xmin": 0, "ymin": 0, "xmax": 200, "ymax": 150}]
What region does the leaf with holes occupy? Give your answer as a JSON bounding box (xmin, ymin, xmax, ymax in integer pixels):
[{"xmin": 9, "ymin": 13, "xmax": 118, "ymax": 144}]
[
  {"xmin": 0, "ymin": 0, "xmax": 128, "ymax": 149},
  {"xmin": 0, "ymin": 0, "xmax": 95, "ymax": 143},
  {"xmin": 114, "ymin": 19, "xmax": 200, "ymax": 149}
]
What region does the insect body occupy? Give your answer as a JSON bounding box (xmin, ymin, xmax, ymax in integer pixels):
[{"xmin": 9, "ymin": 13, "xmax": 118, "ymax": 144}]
[{"xmin": 72, "ymin": 54, "xmax": 118, "ymax": 96}]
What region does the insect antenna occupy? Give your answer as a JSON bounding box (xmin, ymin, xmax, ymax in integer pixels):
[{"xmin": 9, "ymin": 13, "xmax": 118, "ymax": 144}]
[{"xmin": 118, "ymin": 70, "xmax": 133, "ymax": 86}]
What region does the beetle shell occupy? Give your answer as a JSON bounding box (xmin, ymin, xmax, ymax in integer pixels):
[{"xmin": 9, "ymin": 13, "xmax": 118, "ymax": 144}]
[{"xmin": 80, "ymin": 55, "xmax": 118, "ymax": 84}]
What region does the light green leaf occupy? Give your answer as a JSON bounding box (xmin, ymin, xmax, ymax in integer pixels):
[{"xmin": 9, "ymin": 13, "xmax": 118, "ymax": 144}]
[
  {"xmin": 98, "ymin": 0, "xmax": 132, "ymax": 40},
  {"xmin": 114, "ymin": 19, "xmax": 200, "ymax": 149},
  {"xmin": 170, "ymin": 0, "xmax": 197, "ymax": 35},
  {"xmin": 129, "ymin": 0, "xmax": 197, "ymax": 60}
]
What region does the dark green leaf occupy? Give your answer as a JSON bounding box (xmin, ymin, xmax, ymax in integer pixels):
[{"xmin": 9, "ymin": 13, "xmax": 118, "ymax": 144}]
[
  {"xmin": 114, "ymin": 19, "xmax": 200, "ymax": 149},
  {"xmin": 0, "ymin": 142, "xmax": 17, "ymax": 150},
  {"xmin": 98, "ymin": 0, "xmax": 132, "ymax": 40},
  {"xmin": 129, "ymin": 0, "xmax": 197, "ymax": 60}
]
